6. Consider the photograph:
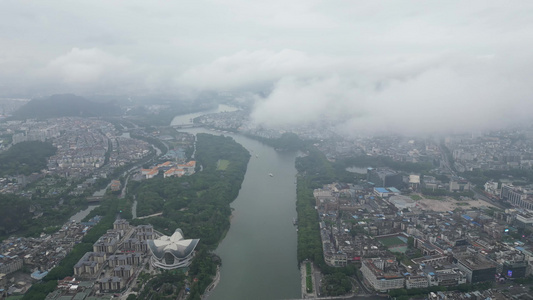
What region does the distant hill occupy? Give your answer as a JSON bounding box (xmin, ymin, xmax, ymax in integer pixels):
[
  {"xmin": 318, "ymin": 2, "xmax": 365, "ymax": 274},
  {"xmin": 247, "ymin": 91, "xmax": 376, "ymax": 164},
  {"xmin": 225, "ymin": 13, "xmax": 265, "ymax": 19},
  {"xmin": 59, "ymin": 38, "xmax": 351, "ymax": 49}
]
[{"xmin": 10, "ymin": 94, "xmax": 121, "ymax": 119}]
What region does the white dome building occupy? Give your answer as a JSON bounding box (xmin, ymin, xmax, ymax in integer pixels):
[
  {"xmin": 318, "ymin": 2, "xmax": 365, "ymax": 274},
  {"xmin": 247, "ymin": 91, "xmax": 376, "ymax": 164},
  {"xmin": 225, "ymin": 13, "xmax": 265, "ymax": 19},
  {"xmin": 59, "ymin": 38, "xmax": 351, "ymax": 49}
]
[{"xmin": 147, "ymin": 228, "xmax": 199, "ymax": 269}]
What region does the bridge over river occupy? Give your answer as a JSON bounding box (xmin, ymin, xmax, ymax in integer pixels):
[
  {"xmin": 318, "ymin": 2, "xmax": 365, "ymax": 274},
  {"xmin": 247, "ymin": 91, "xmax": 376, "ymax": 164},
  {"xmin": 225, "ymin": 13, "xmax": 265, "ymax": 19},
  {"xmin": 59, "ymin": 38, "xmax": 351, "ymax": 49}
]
[{"xmin": 171, "ymin": 123, "xmax": 203, "ymax": 129}]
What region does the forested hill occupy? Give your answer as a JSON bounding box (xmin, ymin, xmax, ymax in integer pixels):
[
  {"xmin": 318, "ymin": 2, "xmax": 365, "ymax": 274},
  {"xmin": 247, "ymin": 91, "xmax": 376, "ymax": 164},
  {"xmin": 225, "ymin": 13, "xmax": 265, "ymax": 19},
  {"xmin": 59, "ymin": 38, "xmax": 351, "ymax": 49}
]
[{"xmin": 10, "ymin": 94, "xmax": 121, "ymax": 119}]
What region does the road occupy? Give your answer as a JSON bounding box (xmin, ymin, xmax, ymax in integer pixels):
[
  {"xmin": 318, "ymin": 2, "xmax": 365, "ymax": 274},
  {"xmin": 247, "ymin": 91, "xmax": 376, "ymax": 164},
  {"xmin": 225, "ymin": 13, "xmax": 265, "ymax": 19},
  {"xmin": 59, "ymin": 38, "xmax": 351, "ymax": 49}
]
[
  {"xmin": 313, "ymin": 263, "xmax": 322, "ymax": 297},
  {"xmin": 351, "ymin": 273, "xmax": 371, "ymax": 295},
  {"xmin": 439, "ymin": 142, "xmax": 507, "ymax": 209},
  {"xmin": 472, "ymin": 188, "xmax": 506, "ymax": 209},
  {"xmin": 438, "ymin": 143, "xmax": 456, "ymax": 177},
  {"xmin": 132, "ymin": 200, "xmax": 137, "ymax": 219},
  {"xmin": 119, "ymin": 173, "xmax": 131, "ymax": 199}
]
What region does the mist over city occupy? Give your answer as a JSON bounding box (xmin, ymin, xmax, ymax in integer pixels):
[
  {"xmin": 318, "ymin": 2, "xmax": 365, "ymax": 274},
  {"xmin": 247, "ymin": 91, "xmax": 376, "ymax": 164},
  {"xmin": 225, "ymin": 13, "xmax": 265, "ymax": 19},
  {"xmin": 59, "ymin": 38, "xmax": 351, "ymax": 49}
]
[
  {"xmin": 2, "ymin": 1, "xmax": 533, "ymax": 135},
  {"xmin": 2, "ymin": 2, "xmax": 533, "ymax": 300}
]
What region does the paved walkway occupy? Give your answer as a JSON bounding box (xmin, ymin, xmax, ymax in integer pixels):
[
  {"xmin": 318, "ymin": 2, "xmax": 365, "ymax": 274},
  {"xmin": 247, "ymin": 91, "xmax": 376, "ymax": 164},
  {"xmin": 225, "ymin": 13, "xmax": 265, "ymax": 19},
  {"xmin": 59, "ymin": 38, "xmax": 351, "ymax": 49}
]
[
  {"xmin": 136, "ymin": 212, "xmax": 163, "ymax": 219},
  {"xmin": 202, "ymin": 265, "xmax": 221, "ymax": 299}
]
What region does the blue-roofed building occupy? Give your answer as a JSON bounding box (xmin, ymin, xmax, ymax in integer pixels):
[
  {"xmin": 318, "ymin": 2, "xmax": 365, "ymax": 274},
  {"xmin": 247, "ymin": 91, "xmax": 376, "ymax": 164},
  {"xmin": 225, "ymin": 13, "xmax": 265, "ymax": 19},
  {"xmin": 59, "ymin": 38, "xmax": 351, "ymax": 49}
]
[
  {"xmin": 31, "ymin": 270, "xmax": 48, "ymax": 280},
  {"xmin": 462, "ymin": 215, "xmax": 473, "ymax": 221},
  {"xmin": 389, "ymin": 187, "xmax": 401, "ymax": 193},
  {"xmin": 374, "ymin": 187, "xmax": 401, "ymax": 198}
]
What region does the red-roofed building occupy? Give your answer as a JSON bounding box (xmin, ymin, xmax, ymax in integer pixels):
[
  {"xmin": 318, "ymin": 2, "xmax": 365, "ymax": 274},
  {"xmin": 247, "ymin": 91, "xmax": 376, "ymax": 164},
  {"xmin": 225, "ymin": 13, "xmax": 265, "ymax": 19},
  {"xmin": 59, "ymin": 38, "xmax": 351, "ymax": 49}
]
[{"xmin": 164, "ymin": 168, "xmax": 186, "ymax": 178}]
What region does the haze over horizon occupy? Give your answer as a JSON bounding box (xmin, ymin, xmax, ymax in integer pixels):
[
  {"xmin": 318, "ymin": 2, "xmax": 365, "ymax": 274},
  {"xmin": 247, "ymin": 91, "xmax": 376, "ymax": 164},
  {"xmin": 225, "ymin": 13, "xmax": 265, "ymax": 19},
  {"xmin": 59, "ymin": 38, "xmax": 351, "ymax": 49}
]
[{"xmin": 2, "ymin": 1, "xmax": 533, "ymax": 134}]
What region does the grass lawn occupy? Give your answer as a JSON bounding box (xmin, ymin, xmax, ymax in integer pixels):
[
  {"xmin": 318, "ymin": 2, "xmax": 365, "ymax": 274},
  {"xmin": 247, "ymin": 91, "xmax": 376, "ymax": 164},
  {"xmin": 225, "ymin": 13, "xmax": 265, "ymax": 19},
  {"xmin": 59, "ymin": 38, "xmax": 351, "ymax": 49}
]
[
  {"xmin": 410, "ymin": 195, "xmax": 422, "ymax": 201},
  {"xmin": 306, "ymin": 262, "xmax": 313, "ymax": 293},
  {"xmin": 216, "ymin": 159, "xmax": 230, "ymax": 170},
  {"xmin": 424, "ymin": 195, "xmax": 444, "ymax": 200},
  {"xmin": 378, "ymin": 236, "xmax": 406, "ymax": 247}
]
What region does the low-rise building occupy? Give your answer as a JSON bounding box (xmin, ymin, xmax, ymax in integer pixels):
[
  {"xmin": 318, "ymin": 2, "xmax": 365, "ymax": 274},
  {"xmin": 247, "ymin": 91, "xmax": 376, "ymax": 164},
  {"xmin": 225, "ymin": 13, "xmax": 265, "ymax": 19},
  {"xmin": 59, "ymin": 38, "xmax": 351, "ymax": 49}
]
[
  {"xmin": 426, "ymin": 267, "xmax": 467, "ymax": 286},
  {"xmin": 324, "ymin": 252, "xmax": 347, "ymax": 267},
  {"xmin": 405, "ymin": 275, "xmax": 429, "ymax": 289},
  {"xmin": 360, "ymin": 258, "xmax": 404, "ymax": 292},
  {"xmin": 0, "ymin": 256, "xmax": 22, "ymax": 275}
]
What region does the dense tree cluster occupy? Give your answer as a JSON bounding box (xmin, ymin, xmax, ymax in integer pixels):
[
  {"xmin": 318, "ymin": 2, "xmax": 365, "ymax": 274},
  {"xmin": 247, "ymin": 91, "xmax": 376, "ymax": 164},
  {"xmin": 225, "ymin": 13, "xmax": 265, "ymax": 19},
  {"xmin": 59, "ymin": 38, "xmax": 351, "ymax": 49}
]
[
  {"xmin": 0, "ymin": 194, "xmax": 33, "ymax": 236},
  {"xmin": 296, "ymin": 148, "xmax": 338, "ymax": 189},
  {"xmin": 0, "ymin": 187, "xmax": 92, "ymax": 241},
  {"xmin": 295, "ymin": 147, "xmax": 359, "ymax": 296},
  {"xmin": 130, "ymin": 134, "xmax": 249, "ymax": 245},
  {"xmin": 322, "ymin": 272, "xmax": 352, "ymax": 296},
  {"xmin": 124, "ymin": 97, "xmax": 217, "ymax": 127},
  {"xmin": 296, "ymin": 178, "xmax": 324, "ymax": 264},
  {"xmin": 0, "ymin": 141, "xmax": 56, "ymax": 176},
  {"xmin": 10, "ymin": 94, "xmax": 121, "ymax": 119},
  {"xmin": 134, "ymin": 270, "xmax": 186, "ymax": 300},
  {"xmin": 250, "ymin": 132, "xmax": 309, "ymax": 151},
  {"xmin": 463, "ymin": 168, "xmax": 533, "ymax": 188},
  {"xmin": 130, "ymin": 133, "xmax": 249, "ymax": 299},
  {"xmin": 339, "ymin": 155, "xmax": 433, "ymax": 174}
]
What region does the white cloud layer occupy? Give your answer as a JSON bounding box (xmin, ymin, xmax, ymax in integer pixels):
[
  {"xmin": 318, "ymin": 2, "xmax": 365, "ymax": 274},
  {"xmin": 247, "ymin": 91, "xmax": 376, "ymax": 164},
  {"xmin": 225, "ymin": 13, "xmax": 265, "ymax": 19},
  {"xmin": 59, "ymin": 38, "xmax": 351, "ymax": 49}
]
[
  {"xmin": 46, "ymin": 48, "xmax": 131, "ymax": 84},
  {"xmin": 1, "ymin": 0, "xmax": 533, "ymax": 133},
  {"xmin": 194, "ymin": 49, "xmax": 533, "ymax": 134}
]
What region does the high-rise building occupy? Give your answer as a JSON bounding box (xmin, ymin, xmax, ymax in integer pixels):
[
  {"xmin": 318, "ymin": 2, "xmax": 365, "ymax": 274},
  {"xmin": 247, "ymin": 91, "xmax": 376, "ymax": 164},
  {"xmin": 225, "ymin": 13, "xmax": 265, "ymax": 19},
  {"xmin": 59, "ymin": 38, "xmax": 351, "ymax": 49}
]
[{"xmin": 367, "ymin": 168, "xmax": 403, "ymax": 188}]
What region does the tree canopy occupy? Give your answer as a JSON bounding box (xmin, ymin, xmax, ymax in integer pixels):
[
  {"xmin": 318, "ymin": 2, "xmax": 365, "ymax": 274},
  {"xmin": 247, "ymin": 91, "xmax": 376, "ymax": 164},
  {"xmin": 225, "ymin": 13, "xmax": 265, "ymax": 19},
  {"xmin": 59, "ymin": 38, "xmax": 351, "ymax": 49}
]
[
  {"xmin": 10, "ymin": 94, "xmax": 121, "ymax": 119},
  {"xmin": 0, "ymin": 141, "xmax": 56, "ymax": 176}
]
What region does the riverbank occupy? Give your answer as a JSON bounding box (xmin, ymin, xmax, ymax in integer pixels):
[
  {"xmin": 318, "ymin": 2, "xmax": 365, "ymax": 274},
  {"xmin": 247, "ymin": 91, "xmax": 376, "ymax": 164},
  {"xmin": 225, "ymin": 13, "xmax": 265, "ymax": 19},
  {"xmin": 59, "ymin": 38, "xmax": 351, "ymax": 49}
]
[
  {"xmin": 178, "ymin": 127, "xmax": 300, "ymax": 300},
  {"xmin": 69, "ymin": 204, "xmax": 99, "ymax": 223},
  {"xmin": 201, "ymin": 266, "xmax": 220, "ymax": 299}
]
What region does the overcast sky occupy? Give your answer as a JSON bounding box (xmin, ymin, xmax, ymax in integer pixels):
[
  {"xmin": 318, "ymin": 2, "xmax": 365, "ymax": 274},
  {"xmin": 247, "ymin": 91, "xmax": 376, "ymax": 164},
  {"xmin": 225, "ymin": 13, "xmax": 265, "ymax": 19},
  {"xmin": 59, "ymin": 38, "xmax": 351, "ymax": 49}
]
[{"xmin": 1, "ymin": 1, "xmax": 533, "ymax": 134}]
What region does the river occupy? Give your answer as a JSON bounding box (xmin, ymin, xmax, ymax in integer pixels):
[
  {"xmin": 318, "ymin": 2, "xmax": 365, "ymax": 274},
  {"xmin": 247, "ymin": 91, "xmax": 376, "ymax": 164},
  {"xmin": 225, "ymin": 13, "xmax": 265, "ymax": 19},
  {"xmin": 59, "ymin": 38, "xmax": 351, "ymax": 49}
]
[
  {"xmin": 69, "ymin": 204, "xmax": 99, "ymax": 223},
  {"xmin": 170, "ymin": 104, "xmax": 239, "ymax": 126},
  {"xmin": 177, "ymin": 124, "xmax": 301, "ymax": 299}
]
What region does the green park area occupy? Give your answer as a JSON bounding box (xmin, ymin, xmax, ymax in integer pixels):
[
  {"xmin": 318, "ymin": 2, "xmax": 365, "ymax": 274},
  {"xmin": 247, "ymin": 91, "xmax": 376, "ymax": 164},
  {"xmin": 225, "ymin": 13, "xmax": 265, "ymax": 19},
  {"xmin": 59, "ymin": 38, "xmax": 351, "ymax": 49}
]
[
  {"xmin": 22, "ymin": 133, "xmax": 250, "ymax": 300},
  {"xmin": 306, "ymin": 262, "xmax": 313, "ymax": 293},
  {"xmin": 378, "ymin": 235, "xmax": 407, "ymax": 247},
  {"xmin": 216, "ymin": 159, "xmax": 230, "ymax": 170},
  {"xmin": 410, "ymin": 194, "xmax": 422, "ymax": 201},
  {"xmin": 377, "ymin": 235, "xmax": 408, "ymax": 253}
]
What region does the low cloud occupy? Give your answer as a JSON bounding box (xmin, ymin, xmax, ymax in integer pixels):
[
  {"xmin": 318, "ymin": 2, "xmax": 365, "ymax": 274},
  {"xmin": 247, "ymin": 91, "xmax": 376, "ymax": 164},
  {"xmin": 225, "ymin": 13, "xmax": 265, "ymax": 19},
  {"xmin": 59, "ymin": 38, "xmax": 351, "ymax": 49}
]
[
  {"xmin": 176, "ymin": 49, "xmax": 341, "ymax": 91},
  {"xmin": 38, "ymin": 48, "xmax": 143, "ymax": 94},
  {"xmin": 46, "ymin": 48, "xmax": 131, "ymax": 83},
  {"xmin": 1, "ymin": 1, "xmax": 531, "ymax": 135},
  {"xmin": 188, "ymin": 49, "xmax": 533, "ymax": 135}
]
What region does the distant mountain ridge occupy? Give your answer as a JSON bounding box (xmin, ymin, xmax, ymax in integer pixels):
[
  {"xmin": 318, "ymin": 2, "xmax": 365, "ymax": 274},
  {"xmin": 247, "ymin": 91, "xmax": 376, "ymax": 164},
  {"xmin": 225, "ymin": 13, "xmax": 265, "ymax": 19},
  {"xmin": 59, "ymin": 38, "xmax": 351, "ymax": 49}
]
[{"xmin": 11, "ymin": 94, "xmax": 121, "ymax": 119}]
